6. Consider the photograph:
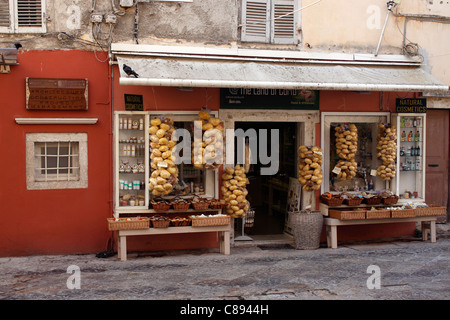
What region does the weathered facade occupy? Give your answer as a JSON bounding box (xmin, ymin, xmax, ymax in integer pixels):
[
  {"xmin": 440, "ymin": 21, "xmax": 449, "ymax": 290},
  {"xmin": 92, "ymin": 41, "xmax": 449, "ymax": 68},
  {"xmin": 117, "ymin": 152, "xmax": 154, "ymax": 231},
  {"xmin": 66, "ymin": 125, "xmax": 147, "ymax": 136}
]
[{"xmin": 1, "ymin": 0, "xmax": 449, "ymax": 256}]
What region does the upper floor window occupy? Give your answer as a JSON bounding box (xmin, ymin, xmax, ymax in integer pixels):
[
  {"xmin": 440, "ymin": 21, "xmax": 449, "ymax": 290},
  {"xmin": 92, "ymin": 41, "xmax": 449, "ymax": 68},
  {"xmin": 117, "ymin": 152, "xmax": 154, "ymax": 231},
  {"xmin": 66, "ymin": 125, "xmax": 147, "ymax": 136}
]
[
  {"xmin": 241, "ymin": 0, "xmax": 298, "ymax": 44},
  {"xmin": 0, "ymin": 0, "xmax": 46, "ymax": 33}
]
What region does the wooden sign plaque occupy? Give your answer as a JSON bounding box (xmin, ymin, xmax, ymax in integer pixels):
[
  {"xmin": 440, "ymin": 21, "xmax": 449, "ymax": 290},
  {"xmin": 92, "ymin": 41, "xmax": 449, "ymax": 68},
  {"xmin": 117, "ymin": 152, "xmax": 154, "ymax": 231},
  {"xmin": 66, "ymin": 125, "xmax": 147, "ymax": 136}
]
[{"xmin": 26, "ymin": 78, "xmax": 88, "ymax": 110}]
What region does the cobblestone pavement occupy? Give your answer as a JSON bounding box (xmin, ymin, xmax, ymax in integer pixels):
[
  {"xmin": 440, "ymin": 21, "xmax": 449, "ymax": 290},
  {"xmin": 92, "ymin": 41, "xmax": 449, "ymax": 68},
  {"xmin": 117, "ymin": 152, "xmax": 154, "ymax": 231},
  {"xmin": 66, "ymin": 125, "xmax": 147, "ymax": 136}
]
[{"xmin": 1, "ymin": 229, "xmax": 449, "ymax": 304}]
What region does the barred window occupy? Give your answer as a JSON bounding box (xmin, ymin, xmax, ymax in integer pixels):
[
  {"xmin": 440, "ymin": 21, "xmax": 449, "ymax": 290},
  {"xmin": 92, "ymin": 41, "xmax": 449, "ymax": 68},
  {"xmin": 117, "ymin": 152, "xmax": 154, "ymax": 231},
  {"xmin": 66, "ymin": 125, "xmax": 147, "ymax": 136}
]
[
  {"xmin": 26, "ymin": 133, "xmax": 88, "ymax": 190},
  {"xmin": 35, "ymin": 142, "xmax": 80, "ymax": 182}
]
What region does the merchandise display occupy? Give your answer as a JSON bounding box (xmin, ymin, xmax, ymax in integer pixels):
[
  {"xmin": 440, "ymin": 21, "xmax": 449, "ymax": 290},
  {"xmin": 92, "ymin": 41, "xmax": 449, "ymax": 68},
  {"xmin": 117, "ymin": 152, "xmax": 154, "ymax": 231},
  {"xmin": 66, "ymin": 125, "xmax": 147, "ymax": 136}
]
[
  {"xmin": 376, "ymin": 123, "xmax": 397, "ymax": 181},
  {"xmin": 149, "ymin": 116, "xmax": 179, "ymax": 196},
  {"xmin": 221, "ymin": 165, "xmax": 250, "ymax": 218},
  {"xmin": 334, "ymin": 124, "xmax": 358, "ymax": 180},
  {"xmin": 298, "ymin": 145, "xmax": 323, "ymax": 191},
  {"xmin": 192, "ymin": 109, "xmax": 224, "ymax": 170}
]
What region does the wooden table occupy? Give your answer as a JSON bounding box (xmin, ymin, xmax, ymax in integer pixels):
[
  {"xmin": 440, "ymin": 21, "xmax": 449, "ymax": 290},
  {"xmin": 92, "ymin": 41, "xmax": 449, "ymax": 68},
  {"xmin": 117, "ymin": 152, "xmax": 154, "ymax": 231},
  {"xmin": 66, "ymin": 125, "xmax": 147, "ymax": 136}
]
[
  {"xmin": 117, "ymin": 225, "xmax": 231, "ymax": 261},
  {"xmin": 324, "ymin": 216, "xmax": 438, "ymax": 249}
]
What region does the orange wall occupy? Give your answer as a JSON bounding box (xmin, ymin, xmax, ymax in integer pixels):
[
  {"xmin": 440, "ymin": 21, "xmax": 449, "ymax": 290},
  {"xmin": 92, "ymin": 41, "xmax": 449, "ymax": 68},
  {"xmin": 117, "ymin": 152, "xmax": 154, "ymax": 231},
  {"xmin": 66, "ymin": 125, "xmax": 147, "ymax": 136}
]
[{"xmin": 0, "ymin": 50, "xmax": 112, "ymax": 256}]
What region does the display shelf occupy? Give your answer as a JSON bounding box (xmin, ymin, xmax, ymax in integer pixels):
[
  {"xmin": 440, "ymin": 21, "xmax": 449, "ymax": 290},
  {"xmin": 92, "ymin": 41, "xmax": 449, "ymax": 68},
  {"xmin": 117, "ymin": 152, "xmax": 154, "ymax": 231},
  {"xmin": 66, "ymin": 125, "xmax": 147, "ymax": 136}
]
[{"xmin": 392, "ymin": 113, "xmax": 426, "ymax": 203}]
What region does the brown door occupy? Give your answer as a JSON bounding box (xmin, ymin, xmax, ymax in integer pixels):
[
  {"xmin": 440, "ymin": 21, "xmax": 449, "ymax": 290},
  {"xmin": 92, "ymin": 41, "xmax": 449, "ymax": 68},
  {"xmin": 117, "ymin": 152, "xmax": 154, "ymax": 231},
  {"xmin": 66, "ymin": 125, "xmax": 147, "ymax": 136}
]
[{"xmin": 425, "ymin": 109, "xmax": 449, "ymax": 222}]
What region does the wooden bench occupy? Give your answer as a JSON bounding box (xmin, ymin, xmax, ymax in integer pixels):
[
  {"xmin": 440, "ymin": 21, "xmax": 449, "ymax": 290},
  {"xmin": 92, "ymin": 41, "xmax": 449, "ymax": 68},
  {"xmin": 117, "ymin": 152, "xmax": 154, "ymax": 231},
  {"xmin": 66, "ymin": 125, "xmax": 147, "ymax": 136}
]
[
  {"xmin": 324, "ymin": 216, "xmax": 438, "ymax": 249},
  {"xmin": 117, "ymin": 225, "xmax": 231, "ymax": 261}
]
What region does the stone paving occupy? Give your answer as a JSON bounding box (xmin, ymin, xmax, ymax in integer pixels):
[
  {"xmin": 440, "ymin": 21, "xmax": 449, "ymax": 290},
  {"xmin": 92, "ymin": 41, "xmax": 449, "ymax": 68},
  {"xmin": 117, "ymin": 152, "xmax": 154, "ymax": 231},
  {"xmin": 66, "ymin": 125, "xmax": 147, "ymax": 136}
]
[{"xmin": 1, "ymin": 228, "xmax": 449, "ymax": 302}]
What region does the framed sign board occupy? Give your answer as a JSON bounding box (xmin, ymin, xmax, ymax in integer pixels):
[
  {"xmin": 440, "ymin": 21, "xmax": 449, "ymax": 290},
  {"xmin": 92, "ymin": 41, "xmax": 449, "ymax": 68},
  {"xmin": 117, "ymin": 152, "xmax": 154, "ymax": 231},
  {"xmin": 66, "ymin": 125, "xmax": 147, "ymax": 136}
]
[
  {"xmin": 124, "ymin": 94, "xmax": 143, "ymax": 111},
  {"xmin": 395, "ymin": 98, "xmax": 427, "ymax": 113},
  {"xmin": 26, "ymin": 78, "xmax": 88, "ymax": 110}
]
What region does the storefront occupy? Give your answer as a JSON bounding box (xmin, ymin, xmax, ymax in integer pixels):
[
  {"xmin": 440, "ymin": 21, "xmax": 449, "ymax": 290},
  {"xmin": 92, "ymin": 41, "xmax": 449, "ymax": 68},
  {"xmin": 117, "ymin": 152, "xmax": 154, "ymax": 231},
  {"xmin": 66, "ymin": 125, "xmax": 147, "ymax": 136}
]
[{"xmin": 109, "ymin": 44, "xmax": 449, "ymax": 252}]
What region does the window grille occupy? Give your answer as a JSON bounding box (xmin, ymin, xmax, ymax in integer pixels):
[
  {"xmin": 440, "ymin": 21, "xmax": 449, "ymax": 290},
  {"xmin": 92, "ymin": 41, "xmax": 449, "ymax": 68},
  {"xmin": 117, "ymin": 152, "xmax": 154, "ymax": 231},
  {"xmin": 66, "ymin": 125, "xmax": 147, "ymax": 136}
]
[{"xmin": 34, "ymin": 141, "xmax": 80, "ymax": 182}]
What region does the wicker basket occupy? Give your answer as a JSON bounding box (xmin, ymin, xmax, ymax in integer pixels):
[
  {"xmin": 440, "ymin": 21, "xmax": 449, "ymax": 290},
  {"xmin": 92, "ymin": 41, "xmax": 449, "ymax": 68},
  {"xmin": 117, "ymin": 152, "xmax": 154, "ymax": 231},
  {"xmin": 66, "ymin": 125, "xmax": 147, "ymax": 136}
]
[
  {"xmin": 107, "ymin": 217, "xmax": 150, "ymax": 231},
  {"xmin": 290, "ymin": 210, "xmax": 323, "ymax": 250},
  {"xmin": 382, "ymin": 196, "xmax": 399, "ymax": 205},
  {"xmin": 320, "ymin": 195, "xmax": 344, "ymax": 206},
  {"xmin": 364, "ymin": 197, "xmax": 382, "ymax": 205},
  {"xmin": 343, "ymin": 198, "xmax": 363, "ymax": 206},
  {"xmin": 170, "ymin": 217, "xmax": 191, "ymax": 227},
  {"xmin": 210, "ymin": 199, "xmax": 227, "ymax": 209},
  {"xmin": 366, "ymin": 209, "xmax": 391, "ymax": 220},
  {"xmin": 329, "ymin": 209, "xmax": 366, "ymax": 220},
  {"xmin": 191, "ymin": 215, "xmax": 230, "ymax": 227},
  {"xmin": 151, "ymin": 216, "xmax": 170, "ymax": 228},
  {"xmin": 151, "ymin": 199, "xmax": 171, "ymax": 211},
  {"xmin": 191, "ymin": 196, "xmax": 210, "ymax": 210},
  {"xmin": 171, "ymin": 197, "xmax": 191, "ymax": 211},
  {"xmin": 415, "ymin": 205, "xmax": 446, "ymax": 217},
  {"xmin": 391, "ymin": 209, "xmax": 416, "ymax": 218}
]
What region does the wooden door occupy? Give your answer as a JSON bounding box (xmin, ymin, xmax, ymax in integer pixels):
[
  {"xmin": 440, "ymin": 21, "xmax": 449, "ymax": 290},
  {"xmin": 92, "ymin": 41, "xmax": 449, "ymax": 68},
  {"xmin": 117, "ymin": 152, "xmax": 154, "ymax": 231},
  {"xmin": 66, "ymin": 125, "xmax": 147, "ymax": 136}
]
[{"xmin": 425, "ymin": 109, "xmax": 449, "ymax": 222}]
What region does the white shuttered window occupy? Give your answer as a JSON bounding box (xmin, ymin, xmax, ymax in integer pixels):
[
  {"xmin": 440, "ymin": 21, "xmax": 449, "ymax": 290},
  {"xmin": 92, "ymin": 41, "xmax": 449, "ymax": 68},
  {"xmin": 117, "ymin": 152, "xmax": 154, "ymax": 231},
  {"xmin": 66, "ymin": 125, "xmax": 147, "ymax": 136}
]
[
  {"xmin": 241, "ymin": 0, "xmax": 298, "ymax": 44},
  {"xmin": 0, "ymin": 0, "xmax": 46, "ymax": 33}
]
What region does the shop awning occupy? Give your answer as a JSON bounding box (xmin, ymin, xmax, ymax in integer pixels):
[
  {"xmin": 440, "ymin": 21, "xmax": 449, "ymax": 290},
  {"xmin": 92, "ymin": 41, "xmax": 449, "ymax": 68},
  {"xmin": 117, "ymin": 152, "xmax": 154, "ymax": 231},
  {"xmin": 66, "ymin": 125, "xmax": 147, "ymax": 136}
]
[{"xmin": 114, "ymin": 46, "xmax": 448, "ymax": 93}]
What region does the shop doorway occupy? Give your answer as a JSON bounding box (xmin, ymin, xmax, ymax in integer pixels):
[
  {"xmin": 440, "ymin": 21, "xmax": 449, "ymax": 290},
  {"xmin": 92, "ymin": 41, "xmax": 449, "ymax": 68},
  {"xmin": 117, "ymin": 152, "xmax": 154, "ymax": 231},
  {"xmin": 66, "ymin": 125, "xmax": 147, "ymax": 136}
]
[{"xmin": 235, "ymin": 121, "xmax": 298, "ymax": 235}]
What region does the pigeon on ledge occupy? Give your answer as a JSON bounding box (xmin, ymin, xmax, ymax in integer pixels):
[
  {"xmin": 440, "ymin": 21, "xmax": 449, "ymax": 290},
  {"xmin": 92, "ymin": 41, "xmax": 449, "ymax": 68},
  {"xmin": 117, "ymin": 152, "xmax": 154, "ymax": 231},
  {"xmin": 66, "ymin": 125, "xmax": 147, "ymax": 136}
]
[{"xmin": 123, "ymin": 64, "xmax": 139, "ymax": 78}]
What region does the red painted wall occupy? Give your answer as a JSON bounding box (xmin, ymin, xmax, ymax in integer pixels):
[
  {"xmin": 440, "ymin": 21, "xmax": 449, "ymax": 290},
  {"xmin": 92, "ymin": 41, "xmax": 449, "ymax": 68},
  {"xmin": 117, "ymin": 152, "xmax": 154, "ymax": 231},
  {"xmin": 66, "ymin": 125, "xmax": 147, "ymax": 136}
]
[{"xmin": 0, "ymin": 50, "xmax": 112, "ymax": 256}]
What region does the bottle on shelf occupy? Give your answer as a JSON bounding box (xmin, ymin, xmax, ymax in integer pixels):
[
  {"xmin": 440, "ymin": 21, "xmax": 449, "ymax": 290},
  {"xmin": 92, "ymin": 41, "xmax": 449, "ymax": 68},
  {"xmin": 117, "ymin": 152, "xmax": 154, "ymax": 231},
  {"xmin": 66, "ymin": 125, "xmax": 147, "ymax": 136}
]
[
  {"xmin": 407, "ymin": 131, "xmax": 413, "ymax": 142},
  {"xmin": 414, "ymin": 130, "xmax": 420, "ymax": 142},
  {"xmin": 401, "ymin": 130, "xmax": 406, "ymax": 142}
]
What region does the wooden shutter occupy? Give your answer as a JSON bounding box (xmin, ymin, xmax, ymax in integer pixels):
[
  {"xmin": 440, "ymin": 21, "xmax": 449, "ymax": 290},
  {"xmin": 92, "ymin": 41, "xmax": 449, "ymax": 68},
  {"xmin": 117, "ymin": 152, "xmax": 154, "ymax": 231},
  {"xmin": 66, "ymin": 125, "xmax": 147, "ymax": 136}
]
[
  {"xmin": 271, "ymin": 0, "xmax": 297, "ymax": 44},
  {"xmin": 241, "ymin": 0, "xmax": 270, "ymax": 43},
  {"xmin": 17, "ymin": 0, "xmax": 43, "ymax": 27},
  {"xmin": 0, "ymin": 0, "xmax": 13, "ymax": 31}
]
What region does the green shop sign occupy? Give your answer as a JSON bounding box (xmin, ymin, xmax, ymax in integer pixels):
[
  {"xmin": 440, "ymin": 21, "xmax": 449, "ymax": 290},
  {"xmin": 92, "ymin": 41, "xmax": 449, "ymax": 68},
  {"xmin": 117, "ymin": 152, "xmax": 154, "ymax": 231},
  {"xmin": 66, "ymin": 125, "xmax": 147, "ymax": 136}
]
[
  {"xmin": 220, "ymin": 88, "xmax": 319, "ymax": 110},
  {"xmin": 395, "ymin": 98, "xmax": 427, "ymax": 113}
]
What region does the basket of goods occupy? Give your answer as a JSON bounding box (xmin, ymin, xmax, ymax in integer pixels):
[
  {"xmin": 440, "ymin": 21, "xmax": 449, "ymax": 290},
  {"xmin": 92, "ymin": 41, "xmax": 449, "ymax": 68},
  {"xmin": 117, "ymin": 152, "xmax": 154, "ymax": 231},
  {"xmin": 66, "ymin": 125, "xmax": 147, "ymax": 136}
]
[
  {"xmin": 171, "ymin": 196, "xmax": 191, "ymax": 211},
  {"xmin": 415, "ymin": 204, "xmax": 447, "ymax": 217},
  {"xmin": 329, "ymin": 208, "xmax": 366, "ymax": 220},
  {"xmin": 221, "ymin": 165, "xmax": 250, "ymax": 218},
  {"xmin": 107, "ymin": 217, "xmax": 150, "ymax": 231},
  {"xmin": 376, "ymin": 123, "xmax": 397, "ymax": 181},
  {"xmin": 340, "ymin": 192, "xmax": 363, "ymax": 206},
  {"xmin": 389, "ymin": 205, "xmax": 416, "ymax": 218},
  {"xmin": 298, "ymin": 145, "xmax": 323, "ymax": 191},
  {"xmin": 334, "ymin": 124, "xmax": 358, "ymax": 180},
  {"xmin": 170, "ymin": 216, "xmax": 191, "ymax": 227},
  {"xmin": 210, "ymin": 198, "xmax": 228, "ymax": 209},
  {"xmin": 192, "ymin": 109, "xmax": 224, "ymax": 170},
  {"xmin": 149, "ymin": 116, "xmax": 179, "ymax": 197},
  {"xmin": 191, "ymin": 195, "xmax": 210, "ymax": 210},
  {"xmin": 362, "ymin": 193, "xmax": 382, "ymax": 205},
  {"xmin": 151, "ymin": 198, "xmax": 171, "ymax": 211},
  {"xmin": 379, "ymin": 191, "xmax": 399, "ymax": 205},
  {"xmin": 151, "ymin": 215, "xmax": 171, "ymax": 228},
  {"xmin": 366, "ymin": 207, "xmax": 391, "ymax": 219},
  {"xmin": 320, "ymin": 192, "xmax": 344, "ymax": 206},
  {"xmin": 190, "ymin": 213, "xmax": 230, "ymax": 227}
]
